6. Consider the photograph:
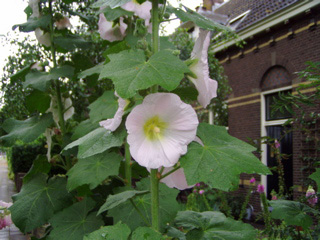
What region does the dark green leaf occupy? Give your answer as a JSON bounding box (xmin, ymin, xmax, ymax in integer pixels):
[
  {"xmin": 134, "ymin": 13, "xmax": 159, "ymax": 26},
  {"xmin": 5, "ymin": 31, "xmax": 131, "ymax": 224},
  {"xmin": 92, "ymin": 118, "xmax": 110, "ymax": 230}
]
[
  {"xmin": 98, "ymin": 190, "xmax": 149, "ymax": 215},
  {"xmin": 23, "ymin": 155, "xmax": 51, "ymax": 183},
  {"xmin": 270, "ymin": 200, "xmax": 316, "ymax": 229},
  {"xmin": 71, "ymin": 119, "xmax": 99, "ymax": 141},
  {"xmin": 100, "ymin": 6, "xmax": 133, "ymax": 21},
  {"xmin": 108, "ymin": 178, "xmax": 180, "ymax": 231},
  {"xmin": 99, "ymin": 50, "xmax": 190, "ymax": 98},
  {"xmin": 48, "ymin": 198, "xmax": 103, "ymax": 240},
  {"xmin": 84, "ymin": 221, "xmax": 131, "ymax": 240},
  {"xmin": 309, "ymin": 168, "xmax": 320, "ymax": 188},
  {"xmin": 172, "ymin": 86, "xmax": 198, "ymax": 101},
  {"xmin": 88, "ymin": 91, "xmax": 118, "ymax": 123},
  {"xmin": 91, "ymin": 0, "xmax": 132, "ymax": 9},
  {"xmin": 131, "ymin": 227, "xmax": 164, "ymax": 240},
  {"xmin": 54, "ymin": 35, "xmax": 92, "ymax": 51},
  {"xmin": 10, "ymin": 64, "xmax": 32, "ymax": 82},
  {"xmin": 78, "ymin": 64, "xmax": 104, "ymax": 79},
  {"xmin": 67, "ymin": 152, "xmax": 123, "ymax": 190},
  {"xmin": 103, "ymin": 41, "xmax": 131, "ymax": 62},
  {"xmin": 64, "ymin": 127, "xmax": 126, "ymax": 159},
  {"xmin": 0, "ymin": 113, "xmax": 54, "ymax": 146},
  {"xmin": 9, "ymin": 174, "xmax": 72, "ymax": 233},
  {"xmin": 180, "ymin": 123, "xmax": 271, "ymax": 191},
  {"xmin": 26, "ymin": 90, "xmax": 51, "ymax": 113},
  {"xmin": 12, "ymin": 15, "xmax": 51, "ymax": 32},
  {"xmin": 146, "ymin": 35, "xmax": 176, "ymax": 51},
  {"xmin": 175, "ymin": 211, "xmax": 257, "ymax": 240}
]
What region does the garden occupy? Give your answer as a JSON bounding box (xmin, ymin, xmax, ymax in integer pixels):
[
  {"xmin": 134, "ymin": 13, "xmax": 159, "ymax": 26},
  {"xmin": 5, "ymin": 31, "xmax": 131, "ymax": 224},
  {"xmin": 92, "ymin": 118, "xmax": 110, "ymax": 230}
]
[{"xmin": 0, "ymin": 0, "xmax": 319, "ymax": 239}]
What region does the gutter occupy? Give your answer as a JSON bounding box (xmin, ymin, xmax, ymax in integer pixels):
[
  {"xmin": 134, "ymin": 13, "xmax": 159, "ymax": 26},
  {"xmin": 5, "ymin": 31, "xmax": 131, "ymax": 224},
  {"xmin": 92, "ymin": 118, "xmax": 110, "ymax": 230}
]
[{"xmin": 212, "ymin": 0, "xmax": 319, "ymax": 53}]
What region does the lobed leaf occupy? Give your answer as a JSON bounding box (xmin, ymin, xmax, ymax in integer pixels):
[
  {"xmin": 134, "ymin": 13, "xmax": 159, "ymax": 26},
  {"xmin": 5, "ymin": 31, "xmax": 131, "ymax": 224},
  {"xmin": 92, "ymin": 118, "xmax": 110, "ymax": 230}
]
[{"xmin": 84, "ymin": 222, "xmax": 131, "ymax": 240}]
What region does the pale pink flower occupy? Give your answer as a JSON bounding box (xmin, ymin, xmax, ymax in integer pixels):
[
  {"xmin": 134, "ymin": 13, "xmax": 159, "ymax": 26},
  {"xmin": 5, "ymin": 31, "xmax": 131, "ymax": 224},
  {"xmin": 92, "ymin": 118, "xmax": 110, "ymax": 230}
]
[
  {"xmin": 0, "ymin": 215, "xmax": 12, "ymax": 230},
  {"xmin": 195, "ymin": 183, "xmax": 201, "ymax": 187},
  {"xmin": 306, "ymin": 186, "xmax": 318, "ymax": 206},
  {"xmin": 250, "ymin": 177, "xmax": 256, "ymax": 184},
  {"xmin": 0, "ymin": 201, "xmax": 12, "ymax": 208},
  {"xmin": 275, "ymin": 140, "xmax": 280, "ymax": 149},
  {"xmin": 199, "ymin": 190, "xmax": 205, "ymax": 195},
  {"xmin": 55, "ymin": 16, "xmax": 72, "ymax": 30},
  {"xmin": 100, "ymin": 92, "xmax": 127, "ymax": 132},
  {"xmin": 29, "ymin": 0, "xmax": 40, "ymax": 18},
  {"xmin": 188, "ymin": 29, "xmax": 218, "ymax": 108},
  {"xmin": 47, "ymin": 96, "xmax": 74, "ymax": 127},
  {"xmin": 98, "ymin": 14, "xmax": 127, "ymax": 42},
  {"xmin": 121, "ymin": 1, "xmax": 152, "ymax": 20},
  {"xmin": 126, "ymin": 93, "xmax": 199, "ymax": 169},
  {"xmin": 31, "ymin": 62, "xmax": 43, "ymax": 71},
  {"xmin": 160, "ymin": 167, "xmax": 193, "ymax": 190},
  {"xmin": 35, "ymin": 28, "xmax": 51, "ymax": 47},
  {"xmin": 257, "ymin": 184, "xmax": 264, "ymax": 193}
]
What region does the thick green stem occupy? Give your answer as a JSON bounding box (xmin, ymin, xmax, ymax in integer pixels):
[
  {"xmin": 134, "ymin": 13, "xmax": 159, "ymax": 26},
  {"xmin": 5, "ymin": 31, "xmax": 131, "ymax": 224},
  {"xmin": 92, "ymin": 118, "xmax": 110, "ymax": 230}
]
[
  {"xmin": 125, "ymin": 141, "xmax": 132, "ymax": 186},
  {"xmin": 48, "ymin": 0, "xmax": 66, "ymax": 134},
  {"xmin": 130, "ymin": 199, "xmax": 151, "ymax": 227},
  {"xmin": 150, "ymin": 0, "xmax": 159, "ymax": 94},
  {"xmin": 150, "ymin": 169, "xmax": 159, "ymax": 231}
]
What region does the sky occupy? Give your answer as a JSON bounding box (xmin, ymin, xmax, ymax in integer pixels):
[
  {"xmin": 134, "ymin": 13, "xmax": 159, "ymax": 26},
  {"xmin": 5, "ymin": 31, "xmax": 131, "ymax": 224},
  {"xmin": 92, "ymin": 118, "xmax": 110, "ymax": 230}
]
[{"xmin": 0, "ymin": 0, "xmax": 202, "ymax": 75}]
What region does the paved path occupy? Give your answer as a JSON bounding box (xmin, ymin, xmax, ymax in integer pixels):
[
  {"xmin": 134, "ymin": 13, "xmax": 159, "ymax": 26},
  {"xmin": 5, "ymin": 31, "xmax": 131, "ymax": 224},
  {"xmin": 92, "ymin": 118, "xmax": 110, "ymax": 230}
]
[{"xmin": 0, "ymin": 156, "xmax": 28, "ymax": 240}]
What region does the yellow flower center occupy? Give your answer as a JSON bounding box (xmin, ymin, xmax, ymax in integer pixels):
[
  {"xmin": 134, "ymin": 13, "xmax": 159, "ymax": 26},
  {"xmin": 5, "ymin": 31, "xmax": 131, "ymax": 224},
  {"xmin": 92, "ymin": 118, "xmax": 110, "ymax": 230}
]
[{"xmin": 143, "ymin": 115, "xmax": 167, "ymax": 141}]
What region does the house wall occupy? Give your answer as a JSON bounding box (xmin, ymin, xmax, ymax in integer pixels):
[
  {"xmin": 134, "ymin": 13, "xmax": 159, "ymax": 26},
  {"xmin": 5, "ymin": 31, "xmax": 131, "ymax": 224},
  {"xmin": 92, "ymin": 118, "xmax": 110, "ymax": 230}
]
[{"xmin": 215, "ymin": 9, "xmax": 320, "ymax": 213}]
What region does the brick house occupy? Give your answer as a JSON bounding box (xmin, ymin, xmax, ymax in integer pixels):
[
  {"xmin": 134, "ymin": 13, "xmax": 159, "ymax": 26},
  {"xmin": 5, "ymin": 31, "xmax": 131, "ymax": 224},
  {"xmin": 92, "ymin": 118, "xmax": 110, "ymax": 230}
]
[{"xmin": 211, "ymin": 0, "xmax": 320, "ymax": 211}]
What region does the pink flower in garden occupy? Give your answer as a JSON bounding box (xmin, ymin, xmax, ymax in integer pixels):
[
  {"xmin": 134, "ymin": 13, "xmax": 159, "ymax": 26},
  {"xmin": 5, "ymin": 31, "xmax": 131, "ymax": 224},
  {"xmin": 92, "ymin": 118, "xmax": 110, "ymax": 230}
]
[
  {"xmin": 55, "ymin": 16, "xmax": 72, "ymax": 30},
  {"xmin": 196, "ymin": 183, "xmax": 201, "ymax": 187},
  {"xmin": 0, "ymin": 201, "xmax": 12, "ymax": 208},
  {"xmin": 306, "ymin": 186, "xmax": 318, "ymax": 206},
  {"xmin": 98, "ymin": 14, "xmax": 127, "ymax": 42},
  {"xmin": 0, "ymin": 215, "xmax": 12, "ymax": 230},
  {"xmin": 188, "ymin": 29, "xmax": 218, "ymax": 108},
  {"xmin": 272, "ymin": 195, "xmax": 278, "ymax": 200},
  {"xmin": 100, "ymin": 92, "xmax": 127, "ymax": 132},
  {"xmin": 199, "ymin": 190, "xmax": 205, "ymax": 195},
  {"xmin": 257, "ymin": 184, "xmax": 264, "ymax": 193},
  {"xmin": 275, "ymin": 140, "xmax": 280, "ymax": 149},
  {"xmin": 121, "ymin": 1, "xmax": 152, "ymax": 21},
  {"xmin": 160, "ymin": 167, "xmax": 193, "ymax": 190},
  {"xmin": 126, "ymin": 93, "xmax": 199, "ymax": 169},
  {"xmin": 250, "ymin": 177, "xmax": 256, "ymax": 184}
]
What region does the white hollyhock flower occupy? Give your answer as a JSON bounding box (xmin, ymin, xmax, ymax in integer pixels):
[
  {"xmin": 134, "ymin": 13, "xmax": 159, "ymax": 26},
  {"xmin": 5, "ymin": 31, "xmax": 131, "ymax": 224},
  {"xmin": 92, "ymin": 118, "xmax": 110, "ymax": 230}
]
[
  {"xmin": 29, "ymin": 0, "xmax": 40, "ymax": 18},
  {"xmin": 188, "ymin": 29, "xmax": 218, "ymax": 108},
  {"xmin": 98, "ymin": 14, "xmax": 127, "ymax": 42},
  {"xmin": 100, "ymin": 93, "xmax": 127, "ymax": 131},
  {"xmin": 35, "ymin": 28, "xmax": 51, "ymax": 47},
  {"xmin": 126, "ymin": 93, "xmax": 199, "ymax": 169},
  {"xmin": 48, "ymin": 96, "xmax": 74, "ymax": 127},
  {"xmin": 44, "ymin": 128, "xmax": 54, "ymax": 162},
  {"xmin": 55, "ymin": 16, "xmax": 72, "ymax": 30},
  {"xmin": 161, "ymin": 167, "xmax": 193, "ymax": 190},
  {"xmin": 121, "ymin": 0, "xmax": 152, "ymax": 20}
]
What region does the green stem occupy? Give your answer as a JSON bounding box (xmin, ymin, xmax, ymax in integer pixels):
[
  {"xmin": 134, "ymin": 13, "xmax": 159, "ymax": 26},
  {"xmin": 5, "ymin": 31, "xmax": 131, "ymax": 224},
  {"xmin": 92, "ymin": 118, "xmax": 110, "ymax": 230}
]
[
  {"xmin": 150, "ymin": 169, "xmax": 159, "ymax": 231},
  {"xmin": 150, "ymin": 0, "xmax": 159, "ymax": 94},
  {"xmin": 130, "ymin": 199, "xmax": 151, "ymax": 227},
  {"xmin": 48, "ymin": 0, "xmax": 66, "ymax": 134},
  {"xmin": 159, "ymin": 165, "xmax": 180, "ymax": 180},
  {"xmin": 202, "ymin": 194, "xmax": 211, "ymax": 211},
  {"xmin": 239, "ymin": 185, "xmax": 253, "ymax": 221},
  {"xmin": 125, "ymin": 141, "xmax": 132, "ymax": 186}
]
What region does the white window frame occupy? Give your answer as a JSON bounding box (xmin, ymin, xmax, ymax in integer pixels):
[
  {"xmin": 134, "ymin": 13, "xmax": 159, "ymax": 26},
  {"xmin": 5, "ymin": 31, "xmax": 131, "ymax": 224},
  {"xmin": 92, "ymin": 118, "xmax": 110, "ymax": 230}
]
[{"xmin": 260, "ymin": 86, "xmax": 292, "ymax": 193}]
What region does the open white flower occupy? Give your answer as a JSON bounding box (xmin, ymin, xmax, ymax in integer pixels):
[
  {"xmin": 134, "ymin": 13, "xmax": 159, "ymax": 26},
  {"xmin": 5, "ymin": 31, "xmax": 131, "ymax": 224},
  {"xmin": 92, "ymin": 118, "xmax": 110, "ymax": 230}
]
[
  {"xmin": 100, "ymin": 93, "xmax": 127, "ymax": 132},
  {"xmin": 35, "ymin": 28, "xmax": 51, "ymax": 47},
  {"xmin": 188, "ymin": 29, "xmax": 218, "ymax": 108},
  {"xmin": 121, "ymin": 0, "xmax": 152, "ymax": 20},
  {"xmin": 98, "ymin": 14, "xmax": 127, "ymax": 42},
  {"xmin": 47, "ymin": 96, "xmax": 74, "ymax": 127},
  {"xmin": 126, "ymin": 93, "xmax": 199, "ymax": 169},
  {"xmin": 161, "ymin": 167, "xmax": 193, "ymax": 190}
]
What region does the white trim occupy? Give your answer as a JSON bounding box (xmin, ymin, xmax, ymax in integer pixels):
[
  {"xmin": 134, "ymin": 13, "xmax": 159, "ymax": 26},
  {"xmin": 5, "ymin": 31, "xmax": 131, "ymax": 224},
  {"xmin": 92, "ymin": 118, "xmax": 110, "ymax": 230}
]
[
  {"xmin": 260, "ymin": 85, "xmax": 293, "ymax": 194},
  {"xmin": 213, "ymin": 0, "xmax": 319, "ymax": 53}
]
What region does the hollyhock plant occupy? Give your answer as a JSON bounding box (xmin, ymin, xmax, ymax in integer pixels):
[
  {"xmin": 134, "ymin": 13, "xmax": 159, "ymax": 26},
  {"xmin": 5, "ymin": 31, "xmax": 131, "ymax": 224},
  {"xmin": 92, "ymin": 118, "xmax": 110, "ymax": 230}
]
[
  {"xmin": 48, "ymin": 96, "xmax": 74, "ymax": 127},
  {"xmin": 0, "ymin": 215, "xmax": 12, "ymax": 230},
  {"xmin": 160, "ymin": 167, "xmax": 193, "ymax": 190},
  {"xmin": 29, "ymin": 0, "xmax": 40, "ymax": 18},
  {"xmin": 275, "ymin": 139, "xmax": 280, "ymax": 149},
  {"xmin": 188, "ymin": 29, "xmax": 218, "ymax": 108},
  {"xmin": 100, "ymin": 93, "xmax": 127, "ymax": 132},
  {"xmin": 35, "ymin": 28, "xmax": 51, "ymax": 47},
  {"xmin": 98, "ymin": 14, "xmax": 127, "ymax": 42},
  {"xmin": 250, "ymin": 177, "xmax": 256, "ymax": 184},
  {"xmin": 199, "ymin": 190, "xmax": 205, "ymax": 195},
  {"xmin": 126, "ymin": 93, "xmax": 199, "ymax": 169},
  {"xmin": 306, "ymin": 186, "xmax": 318, "ymax": 206},
  {"xmin": 55, "ymin": 16, "xmax": 72, "ymax": 30},
  {"xmin": 257, "ymin": 184, "xmax": 264, "ymax": 193},
  {"xmin": 121, "ymin": 0, "xmax": 152, "ymax": 21}
]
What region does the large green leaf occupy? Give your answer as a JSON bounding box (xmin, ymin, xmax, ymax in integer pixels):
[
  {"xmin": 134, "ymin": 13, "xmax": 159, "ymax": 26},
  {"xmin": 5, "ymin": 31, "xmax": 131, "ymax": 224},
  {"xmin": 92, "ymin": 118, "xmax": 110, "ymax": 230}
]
[
  {"xmin": 54, "ymin": 35, "xmax": 92, "ymax": 51},
  {"xmin": 180, "ymin": 123, "xmax": 271, "ymax": 191},
  {"xmin": 26, "ymin": 89, "xmax": 51, "ymax": 113},
  {"xmin": 78, "ymin": 64, "xmax": 104, "ymax": 79},
  {"xmin": 23, "ymin": 155, "xmax": 51, "ymax": 183},
  {"xmin": 48, "ymin": 198, "xmax": 103, "ymax": 240},
  {"xmin": 98, "ymin": 190, "xmax": 149, "ymax": 215},
  {"xmin": 108, "ymin": 178, "xmax": 180, "ymax": 231},
  {"xmin": 9, "ymin": 174, "xmax": 72, "ymax": 233},
  {"xmin": 100, "ymin": 6, "xmax": 133, "ymax": 21},
  {"xmin": 91, "ymin": 0, "xmax": 131, "ymax": 9},
  {"xmin": 309, "ymin": 168, "xmax": 320, "ymax": 188},
  {"xmin": 0, "ymin": 113, "xmax": 53, "ymax": 146},
  {"xmin": 84, "ymin": 222, "xmax": 131, "ymax": 240},
  {"xmin": 174, "ymin": 211, "xmax": 257, "ymax": 240},
  {"xmin": 12, "ymin": 15, "xmax": 51, "ymax": 32},
  {"xmin": 88, "ymin": 91, "xmax": 118, "ymax": 123},
  {"xmin": 64, "ymin": 127, "xmax": 126, "ymax": 159},
  {"xmin": 131, "ymin": 227, "xmax": 164, "ymax": 240},
  {"xmin": 71, "ymin": 119, "xmax": 99, "ymax": 140},
  {"xmin": 10, "ymin": 63, "xmax": 32, "ymax": 82},
  {"xmin": 270, "ymin": 200, "xmax": 317, "ymax": 229},
  {"xmin": 23, "ymin": 65, "xmax": 74, "ymax": 91},
  {"xmin": 67, "ymin": 152, "xmax": 123, "ymax": 190},
  {"xmin": 170, "ymin": 6, "xmax": 232, "ymax": 32},
  {"xmin": 99, "ymin": 50, "xmax": 190, "ymax": 98}
]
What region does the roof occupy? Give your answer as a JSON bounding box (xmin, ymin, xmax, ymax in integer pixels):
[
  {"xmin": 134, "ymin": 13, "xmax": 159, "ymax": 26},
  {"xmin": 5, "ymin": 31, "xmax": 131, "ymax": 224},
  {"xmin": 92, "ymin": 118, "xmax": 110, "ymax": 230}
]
[{"xmin": 215, "ymin": 0, "xmax": 300, "ymax": 31}]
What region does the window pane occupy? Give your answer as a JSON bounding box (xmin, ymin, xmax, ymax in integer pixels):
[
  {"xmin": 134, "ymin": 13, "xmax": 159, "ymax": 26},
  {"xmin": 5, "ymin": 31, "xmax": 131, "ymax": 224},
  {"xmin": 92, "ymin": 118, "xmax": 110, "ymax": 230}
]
[{"xmin": 265, "ymin": 91, "xmax": 292, "ymax": 121}]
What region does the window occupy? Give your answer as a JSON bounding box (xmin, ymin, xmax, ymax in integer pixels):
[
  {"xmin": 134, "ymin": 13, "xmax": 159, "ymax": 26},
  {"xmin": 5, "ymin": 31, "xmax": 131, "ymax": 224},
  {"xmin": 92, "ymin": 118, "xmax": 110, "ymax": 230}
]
[{"xmin": 265, "ymin": 90, "xmax": 292, "ymax": 121}]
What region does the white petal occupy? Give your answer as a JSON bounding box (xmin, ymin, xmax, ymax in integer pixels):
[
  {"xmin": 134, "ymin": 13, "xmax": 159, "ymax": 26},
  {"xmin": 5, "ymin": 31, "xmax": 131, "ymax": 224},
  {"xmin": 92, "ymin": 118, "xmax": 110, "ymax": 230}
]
[
  {"xmin": 134, "ymin": 1, "xmax": 152, "ymax": 20},
  {"xmin": 63, "ymin": 98, "xmax": 74, "ymax": 121},
  {"xmin": 35, "ymin": 28, "xmax": 51, "ymax": 47},
  {"xmin": 160, "ymin": 167, "xmax": 193, "ymax": 190},
  {"xmin": 98, "ymin": 14, "xmax": 127, "ymax": 42}
]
